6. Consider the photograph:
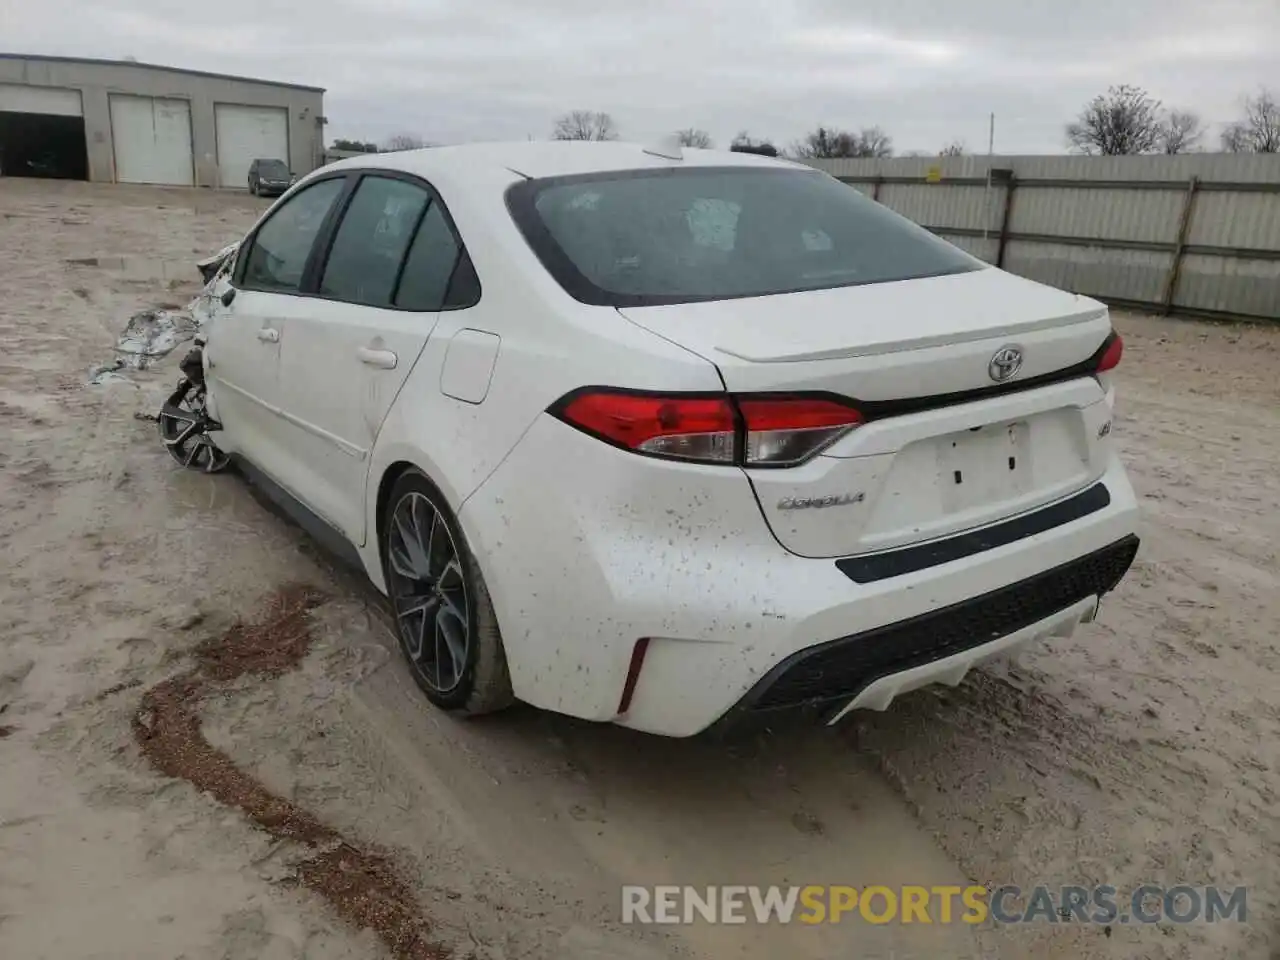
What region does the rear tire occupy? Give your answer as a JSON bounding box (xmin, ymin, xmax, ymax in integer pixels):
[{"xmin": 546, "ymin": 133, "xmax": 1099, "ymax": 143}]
[{"xmin": 381, "ymin": 469, "xmax": 513, "ymax": 715}]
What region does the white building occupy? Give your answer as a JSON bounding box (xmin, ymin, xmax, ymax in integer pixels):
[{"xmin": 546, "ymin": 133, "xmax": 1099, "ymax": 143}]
[{"xmin": 0, "ymin": 53, "xmax": 325, "ymax": 187}]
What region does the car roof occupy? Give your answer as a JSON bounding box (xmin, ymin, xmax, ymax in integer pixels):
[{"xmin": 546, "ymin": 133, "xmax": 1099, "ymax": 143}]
[{"xmin": 320, "ymin": 140, "xmax": 805, "ymax": 184}]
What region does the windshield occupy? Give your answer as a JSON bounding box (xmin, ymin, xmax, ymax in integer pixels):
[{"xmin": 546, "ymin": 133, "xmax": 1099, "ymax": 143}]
[
  {"xmin": 506, "ymin": 167, "xmax": 982, "ymax": 307},
  {"xmin": 259, "ymin": 160, "xmax": 289, "ymax": 177}
]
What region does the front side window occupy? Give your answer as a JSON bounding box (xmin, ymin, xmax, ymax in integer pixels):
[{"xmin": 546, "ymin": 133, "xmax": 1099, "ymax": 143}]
[
  {"xmin": 320, "ymin": 176, "xmax": 430, "ymax": 307},
  {"xmin": 241, "ymin": 178, "xmax": 344, "ymax": 293},
  {"xmin": 507, "ymin": 167, "xmax": 982, "ymax": 307}
]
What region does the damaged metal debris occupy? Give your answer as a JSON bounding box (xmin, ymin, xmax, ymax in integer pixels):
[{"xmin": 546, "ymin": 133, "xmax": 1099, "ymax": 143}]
[
  {"xmin": 86, "ymin": 242, "xmax": 239, "ymax": 386},
  {"xmin": 196, "ymin": 242, "xmax": 238, "ymax": 285}
]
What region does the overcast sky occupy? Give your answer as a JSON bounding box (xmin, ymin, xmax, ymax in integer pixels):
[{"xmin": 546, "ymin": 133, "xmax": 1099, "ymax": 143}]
[{"xmin": 4, "ymin": 0, "xmax": 1277, "ymax": 153}]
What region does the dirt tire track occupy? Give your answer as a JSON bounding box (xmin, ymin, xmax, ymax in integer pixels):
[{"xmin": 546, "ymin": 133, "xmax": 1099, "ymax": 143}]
[{"xmin": 133, "ymin": 585, "xmax": 448, "ymax": 960}]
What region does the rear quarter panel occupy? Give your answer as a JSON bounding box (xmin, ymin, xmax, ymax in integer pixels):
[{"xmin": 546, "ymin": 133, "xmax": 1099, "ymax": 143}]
[{"xmin": 357, "ymin": 164, "xmax": 724, "ymax": 589}]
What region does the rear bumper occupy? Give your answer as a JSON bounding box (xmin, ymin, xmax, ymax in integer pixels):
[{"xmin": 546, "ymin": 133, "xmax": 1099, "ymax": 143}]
[
  {"xmin": 707, "ymin": 534, "xmax": 1137, "ymax": 736},
  {"xmin": 463, "ymin": 416, "xmax": 1141, "ymax": 738}
]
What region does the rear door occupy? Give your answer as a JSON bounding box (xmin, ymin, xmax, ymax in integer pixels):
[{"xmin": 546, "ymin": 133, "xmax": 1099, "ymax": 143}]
[
  {"xmin": 270, "ymin": 172, "xmax": 475, "ymax": 544},
  {"xmin": 208, "ymin": 175, "xmax": 346, "ymax": 472}
]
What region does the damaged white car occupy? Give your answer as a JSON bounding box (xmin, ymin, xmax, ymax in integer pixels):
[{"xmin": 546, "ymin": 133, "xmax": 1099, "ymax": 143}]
[{"xmin": 160, "ymin": 141, "xmax": 1139, "ymax": 737}]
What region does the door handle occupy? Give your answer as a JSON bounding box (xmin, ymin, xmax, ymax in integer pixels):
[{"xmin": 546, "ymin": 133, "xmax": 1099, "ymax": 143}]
[
  {"xmin": 357, "ymin": 346, "xmax": 398, "ymax": 369},
  {"xmin": 257, "ymin": 327, "xmax": 279, "ymax": 343}
]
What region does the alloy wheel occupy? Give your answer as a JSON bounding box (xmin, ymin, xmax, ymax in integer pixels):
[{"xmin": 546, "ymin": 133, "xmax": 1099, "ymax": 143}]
[
  {"xmin": 386, "ymin": 492, "xmax": 470, "ymax": 694},
  {"xmin": 159, "ymin": 395, "xmax": 230, "ymax": 473}
]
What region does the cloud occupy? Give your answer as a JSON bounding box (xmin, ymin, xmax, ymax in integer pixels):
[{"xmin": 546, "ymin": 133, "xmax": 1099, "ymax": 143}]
[
  {"xmin": 3, "ymin": 0, "xmax": 1277, "ymax": 152},
  {"xmin": 786, "ymin": 27, "xmax": 961, "ymax": 65}
]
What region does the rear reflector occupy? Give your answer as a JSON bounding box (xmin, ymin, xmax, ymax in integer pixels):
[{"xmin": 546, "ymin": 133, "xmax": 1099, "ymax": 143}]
[
  {"xmin": 1096, "ymin": 333, "xmax": 1123, "ymax": 372},
  {"xmin": 617, "ymin": 637, "xmax": 651, "ymax": 714},
  {"xmin": 552, "ymin": 389, "xmax": 863, "ymax": 467}
]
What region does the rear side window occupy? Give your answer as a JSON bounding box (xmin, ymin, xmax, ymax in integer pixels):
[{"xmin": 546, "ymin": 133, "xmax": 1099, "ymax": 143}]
[
  {"xmin": 394, "ymin": 203, "xmax": 466, "ymax": 311},
  {"xmin": 320, "ymin": 176, "xmax": 429, "ymax": 307},
  {"xmin": 443, "ymin": 251, "xmax": 480, "ymax": 308},
  {"xmin": 506, "ymin": 167, "xmax": 981, "ymax": 307},
  {"xmin": 241, "ymin": 178, "xmax": 344, "ymax": 293}
]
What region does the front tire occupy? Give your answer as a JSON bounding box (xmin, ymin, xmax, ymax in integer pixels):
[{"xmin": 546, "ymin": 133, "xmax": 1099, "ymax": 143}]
[
  {"xmin": 381, "ymin": 470, "xmax": 513, "ymax": 715},
  {"xmin": 158, "ymin": 382, "xmax": 230, "ymax": 473}
]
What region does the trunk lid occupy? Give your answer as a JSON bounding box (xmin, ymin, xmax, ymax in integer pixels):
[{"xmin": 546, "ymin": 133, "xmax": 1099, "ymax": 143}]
[{"xmin": 619, "ymin": 268, "xmax": 1117, "ymax": 559}]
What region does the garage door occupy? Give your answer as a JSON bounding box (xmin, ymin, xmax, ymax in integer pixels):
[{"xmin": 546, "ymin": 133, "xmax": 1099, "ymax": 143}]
[
  {"xmin": 109, "ymin": 95, "xmax": 194, "ymax": 186},
  {"xmin": 0, "ymin": 84, "xmax": 87, "ymax": 180},
  {"xmin": 0, "ymin": 83, "xmax": 83, "ymax": 116},
  {"xmin": 215, "ymin": 104, "xmax": 289, "ymax": 189}
]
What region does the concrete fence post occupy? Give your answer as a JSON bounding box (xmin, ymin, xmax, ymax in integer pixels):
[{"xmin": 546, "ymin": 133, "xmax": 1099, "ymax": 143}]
[
  {"xmin": 1162, "ymin": 176, "xmax": 1200, "ymax": 315},
  {"xmin": 996, "ymin": 174, "xmax": 1018, "ymax": 269}
]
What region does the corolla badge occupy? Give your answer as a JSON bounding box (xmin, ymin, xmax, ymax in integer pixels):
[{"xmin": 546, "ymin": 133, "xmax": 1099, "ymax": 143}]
[
  {"xmin": 777, "ymin": 492, "xmax": 865, "ymax": 510},
  {"xmin": 988, "ymin": 345, "xmax": 1024, "ymax": 383}
]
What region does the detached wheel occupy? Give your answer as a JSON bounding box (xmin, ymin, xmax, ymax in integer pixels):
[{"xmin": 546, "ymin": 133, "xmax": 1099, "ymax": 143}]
[
  {"xmin": 382, "ymin": 470, "xmax": 513, "ymax": 714},
  {"xmin": 158, "ymin": 389, "xmax": 229, "ymax": 473}
]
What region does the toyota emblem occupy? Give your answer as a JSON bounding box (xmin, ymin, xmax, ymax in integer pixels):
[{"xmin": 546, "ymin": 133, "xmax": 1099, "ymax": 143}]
[{"xmin": 988, "ymin": 345, "xmax": 1024, "ymax": 383}]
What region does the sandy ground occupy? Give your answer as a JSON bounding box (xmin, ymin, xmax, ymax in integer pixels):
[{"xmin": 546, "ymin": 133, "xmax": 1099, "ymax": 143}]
[{"xmin": 1, "ymin": 178, "xmax": 1276, "ymax": 960}]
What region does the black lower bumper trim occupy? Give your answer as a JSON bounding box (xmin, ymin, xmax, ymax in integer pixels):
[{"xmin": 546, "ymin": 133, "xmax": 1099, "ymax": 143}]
[
  {"xmin": 722, "ymin": 534, "xmax": 1139, "ymax": 723},
  {"xmin": 836, "ymin": 482, "xmax": 1111, "ymax": 584}
]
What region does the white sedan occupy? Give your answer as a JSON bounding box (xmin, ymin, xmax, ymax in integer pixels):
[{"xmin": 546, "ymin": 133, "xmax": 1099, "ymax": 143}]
[{"xmin": 194, "ymin": 141, "xmax": 1139, "ymax": 737}]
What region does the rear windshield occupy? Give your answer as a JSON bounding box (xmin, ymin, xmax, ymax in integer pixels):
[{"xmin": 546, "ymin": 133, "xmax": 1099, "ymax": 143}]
[
  {"xmin": 259, "ymin": 160, "xmax": 288, "ymax": 176},
  {"xmin": 506, "ymin": 167, "xmax": 982, "ymax": 306}
]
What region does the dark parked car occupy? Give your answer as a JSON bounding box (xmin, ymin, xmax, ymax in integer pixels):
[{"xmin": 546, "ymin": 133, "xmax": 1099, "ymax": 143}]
[{"xmin": 248, "ymin": 159, "xmax": 295, "ymax": 197}]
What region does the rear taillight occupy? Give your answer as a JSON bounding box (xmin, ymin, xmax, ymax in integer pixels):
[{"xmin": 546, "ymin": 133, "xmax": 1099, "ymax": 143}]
[
  {"xmin": 1096, "ymin": 333, "xmax": 1123, "ymax": 372},
  {"xmin": 737, "ymin": 396, "xmax": 864, "ymax": 465},
  {"xmin": 553, "ymin": 391, "xmax": 737, "ymax": 463},
  {"xmin": 551, "ymin": 389, "xmax": 862, "ymax": 467}
]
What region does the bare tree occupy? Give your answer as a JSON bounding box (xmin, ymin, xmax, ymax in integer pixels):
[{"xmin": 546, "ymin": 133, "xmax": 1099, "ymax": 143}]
[
  {"xmin": 552, "ymin": 111, "xmax": 619, "ymax": 141},
  {"xmin": 1221, "ymin": 124, "xmax": 1252, "ymax": 153},
  {"xmin": 1156, "ymin": 110, "xmax": 1204, "ymax": 154},
  {"xmin": 851, "ymin": 126, "xmax": 892, "ymax": 158},
  {"xmin": 938, "ymin": 139, "xmax": 966, "ymax": 157},
  {"xmin": 383, "ymin": 133, "xmax": 427, "ymax": 152},
  {"xmin": 331, "ymin": 138, "xmax": 379, "ymax": 153},
  {"xmin": 729, "ymin": 131, "xmax": 779, "ymax": 156},
  {"xmin": 674, "ymin": 127, "xmax": 713, "ymax": 149},
  {"xmin": 792, "ymin": 126, "xmax": 893, "ymax": 159},
  {"xmin": 1065, "ymin": 85, "xmax": 1162, "ymax": 155},
  {"xmin": 792, "ymin": 127, "xmax": 847, "ymax": 158},
  {"xmin": 1220, "ymin": 88, "xmax": 1280, "ymax": 153},
  {"xmin": 791, "ymin": 127, "xmax": 841, "ymax": 158}
]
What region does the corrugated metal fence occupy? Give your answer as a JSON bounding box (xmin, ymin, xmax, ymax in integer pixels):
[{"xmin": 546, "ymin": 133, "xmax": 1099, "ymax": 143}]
[{"xmin": 804, "ymin": 154, "xmax": 1280, "ymax": 322}]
